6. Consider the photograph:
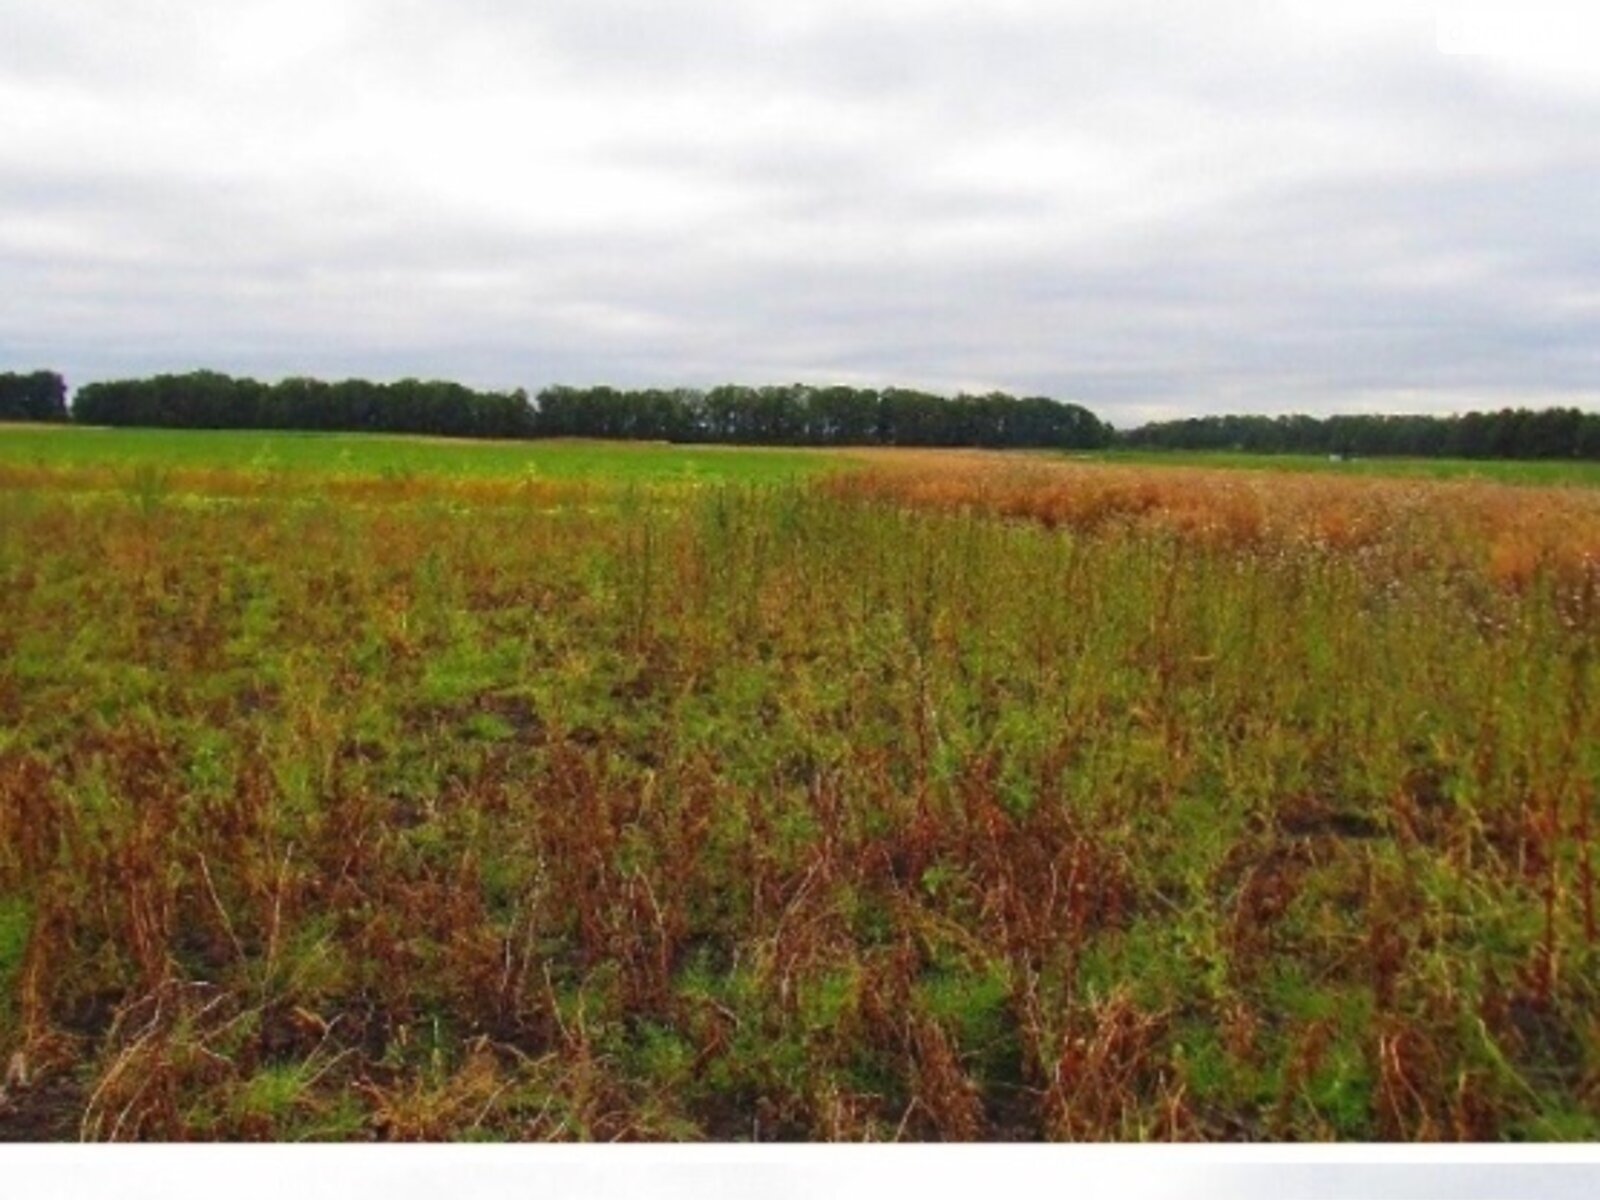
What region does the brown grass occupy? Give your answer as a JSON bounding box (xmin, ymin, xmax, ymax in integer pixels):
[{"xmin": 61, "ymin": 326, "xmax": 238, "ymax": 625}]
[{"xmin": 822, "ymin": 450, "xmax": 1600, "ymax": 587}]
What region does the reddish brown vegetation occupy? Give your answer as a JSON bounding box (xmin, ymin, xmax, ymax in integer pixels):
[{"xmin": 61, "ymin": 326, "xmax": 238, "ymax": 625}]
[{"xmin": 823, "ymin": 452, "xmax": 1600, "ymax": 588}]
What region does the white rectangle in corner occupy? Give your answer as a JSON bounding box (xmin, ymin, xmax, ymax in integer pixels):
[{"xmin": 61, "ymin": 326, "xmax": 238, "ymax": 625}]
[{"xmin": 1436, "ymin": 1, "xmax": 1598, "ymax": 56}]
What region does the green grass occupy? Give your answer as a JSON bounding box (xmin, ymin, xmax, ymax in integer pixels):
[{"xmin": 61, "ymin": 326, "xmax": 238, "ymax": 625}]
[
  {"xmin": 0, "ymin": 897, "xmax": 29, "ymax": 1039},
  {"xmin": 1076, "ymin": 448, "xmax": 1600, "ymax": 487},
  {"xmin": 0, "ymin": 425, "xmax": 836, "ymax": 484},
  {"xmin": 6, "ymin": 425, "xmax": 1591, "ymax": 487}
]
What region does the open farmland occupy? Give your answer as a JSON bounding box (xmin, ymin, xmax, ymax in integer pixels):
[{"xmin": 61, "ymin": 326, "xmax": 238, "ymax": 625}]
[
  {"xmin": 1, "ymin": 430, "xmax": 1598, "ymax": 1140},
  {"xmin": 1076, "ymin": 449, "xmax": 1600, "ymax": 489},
  {"xmin": 0, "ymin": 426, "xmax": 832, "ymax": 490}
]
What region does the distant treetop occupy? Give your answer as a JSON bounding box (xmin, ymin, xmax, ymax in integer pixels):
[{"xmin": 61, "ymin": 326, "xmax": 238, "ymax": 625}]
[
  {"xmin": 1119, "ymin": 408, "xmax": 1600, "ymax": 461},
  {"xmin": 0, "ymin": 370, "xmax": 69, "ymax": 423},
  {"xmin": 19, "ymin": 365, "xmax": 1594, "ymax": 460},
  {"xmin": 63, "ymin": 370, "xmax": 1115, "ymax": 449}
]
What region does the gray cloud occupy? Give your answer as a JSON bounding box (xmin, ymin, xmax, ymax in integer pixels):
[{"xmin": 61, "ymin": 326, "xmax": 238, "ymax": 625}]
[{"xmin": 1, "ymin": 1, "xmax": 1597, "ymax": 423}]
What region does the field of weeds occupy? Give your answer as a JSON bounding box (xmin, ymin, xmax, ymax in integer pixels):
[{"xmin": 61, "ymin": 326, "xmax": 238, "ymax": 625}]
[{"xmin": 1, "ymin": 436, "xmax": 1597, "ymax": 1140}]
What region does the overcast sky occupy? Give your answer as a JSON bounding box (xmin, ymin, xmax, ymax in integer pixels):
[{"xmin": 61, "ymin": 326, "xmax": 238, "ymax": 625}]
[{"xmin": 2, "ymin": 1, "xmax": 1597, "ymax": 424}]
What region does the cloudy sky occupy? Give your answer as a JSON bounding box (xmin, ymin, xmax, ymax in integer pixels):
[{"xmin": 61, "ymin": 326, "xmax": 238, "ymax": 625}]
[{"xmin": 2, "ymin": 1, "xmax": 1597, "ymax": 424}]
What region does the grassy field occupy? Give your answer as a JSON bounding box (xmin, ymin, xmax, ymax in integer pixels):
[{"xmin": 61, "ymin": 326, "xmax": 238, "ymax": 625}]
[
  {"xmin": 1, "ymin": 430, "xmax": 1598, "ymax": 1141},
  {"xmin": 0, "ymin": 426, "xmax": 831, "ymax": 485},
  {"xmin": 1077, "ymin": 448, "xmax": 1600, "ymax": 488},
  {"xmin": 6, "ymin": 425, "xmax": 1597, "ymax": 488}
]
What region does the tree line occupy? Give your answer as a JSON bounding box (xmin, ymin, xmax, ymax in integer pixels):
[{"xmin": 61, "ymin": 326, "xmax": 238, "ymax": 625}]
[
  {"xmin": 70, "ymin": 371, "xmax": 535, "ymax": 439},
  {"xmin": 536, "ymin": 384, "xmax": 1113, "ymax": 447},
  {"xmin": 0, "ymin": 371, "xmax": 68, "ymax": 422},
  {"xmin": 1121, "ymin": 409, "xmax": 1600, "ymax": 460},
  {"xmin": 4, "ymin": 366, "xmax": 1596, "ymax": 459},
  {"xmin": 12, "ymin": 369, "xmax": 1114, "ymax": 449}
]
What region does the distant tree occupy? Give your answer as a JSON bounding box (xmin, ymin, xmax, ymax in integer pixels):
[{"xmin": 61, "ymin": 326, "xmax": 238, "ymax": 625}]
[
  {"xmin": 0, "ymin": 371, "xmax": 69, "ymax": 422},
  {"xmin": 71, "ymin": 370, "xmax": 534, "ymax": 439},
  {"xmin": 1121, "ymin": 406, "xmax": 1600, "ymax": 461},
  {"xmin": 529, "ymin": 383, "xmax": 1110, "ymax": 449},
  {"xmin": 64, "ymin": 368, "xmax": 1113, "ymax": 450}
]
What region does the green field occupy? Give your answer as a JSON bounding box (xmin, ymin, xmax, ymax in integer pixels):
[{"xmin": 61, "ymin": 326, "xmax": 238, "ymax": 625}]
[
  {"xmin": 6, "ymin": 425, "xmax": 1597, "ymax": 488},
  {"xmin": 1077, "ymin": 448, "xmax": 1600, "ymax": 487},
  {"xmin": 0, "ymin": 426, "xmax": 833, "ymax": 484},
  {"xmin": 1, "ymin": 429, "xmax": 1597, "ymax": 1141}
]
